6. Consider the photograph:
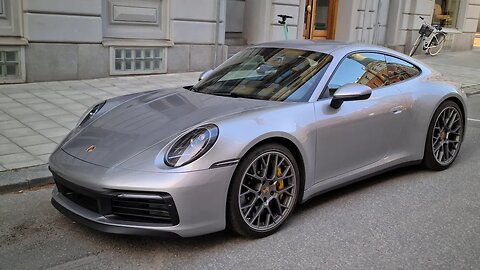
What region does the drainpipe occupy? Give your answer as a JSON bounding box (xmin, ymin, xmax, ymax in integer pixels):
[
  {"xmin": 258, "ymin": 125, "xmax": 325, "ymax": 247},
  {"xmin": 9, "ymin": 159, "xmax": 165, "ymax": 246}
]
[
  {"xmin": 372, "ymin": 0, "xmax": 382, "ymax": 45},
  {"xmin": 213, "ymin": 0, "xmax": 221, "ymax": 68}
]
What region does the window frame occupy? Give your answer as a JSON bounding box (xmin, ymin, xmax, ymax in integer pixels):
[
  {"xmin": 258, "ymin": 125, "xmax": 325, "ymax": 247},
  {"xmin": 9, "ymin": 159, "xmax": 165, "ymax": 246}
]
[
  {"xmin": 0, "ymin": 46, "xmax": 26, "ymax": 84},
  {"xmin": 319, "ymin": 50, "xmax": 422, "ymax": 100},
  {"xmin": 431, "ymin": 0, "xmax": 463, "ymax": 30},
  {"xmin": 109, "ymin": 47, "xmax": 167, "ymax": 75}
]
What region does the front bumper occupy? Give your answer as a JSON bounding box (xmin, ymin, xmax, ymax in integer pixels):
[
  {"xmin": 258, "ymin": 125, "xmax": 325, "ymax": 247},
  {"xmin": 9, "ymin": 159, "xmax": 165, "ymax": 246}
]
[{"xmin": 49, "ymin": 149, "xmax": 236, "ymax": 237}]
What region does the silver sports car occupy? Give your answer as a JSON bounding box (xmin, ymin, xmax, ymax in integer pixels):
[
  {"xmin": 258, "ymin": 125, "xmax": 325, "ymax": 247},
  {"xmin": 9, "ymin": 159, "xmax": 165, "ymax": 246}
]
[{"xmin": 50, "ymin": 40, "xmax": 466, "ymax": 238}]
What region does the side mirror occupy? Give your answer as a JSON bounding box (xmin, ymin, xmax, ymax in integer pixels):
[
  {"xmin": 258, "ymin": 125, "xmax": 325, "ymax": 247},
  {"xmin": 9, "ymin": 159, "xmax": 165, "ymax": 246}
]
[
  {"xmin": 330, "ymin": 83, "xmax": 372, "ymax": 109},
  {"xmin": 198, "ymin": 69, "xmax": 214, "ymax": 81}
]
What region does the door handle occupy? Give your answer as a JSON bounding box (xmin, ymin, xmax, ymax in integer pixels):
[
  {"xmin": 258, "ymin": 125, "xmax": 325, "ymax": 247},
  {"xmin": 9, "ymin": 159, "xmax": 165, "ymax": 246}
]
[{"xmin": 390, "ymin": 105, "xmax": 406, "ymax": 114}]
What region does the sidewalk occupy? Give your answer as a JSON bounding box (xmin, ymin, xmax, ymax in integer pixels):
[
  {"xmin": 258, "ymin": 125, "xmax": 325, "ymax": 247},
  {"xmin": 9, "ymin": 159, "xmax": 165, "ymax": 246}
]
[
  {"xmin": 0, "ymin": 49, "xmax": 479, "ymax": 192},
  {"xmin": 0, "ymin": 72, "xmax": 199, "ymax": 173}
]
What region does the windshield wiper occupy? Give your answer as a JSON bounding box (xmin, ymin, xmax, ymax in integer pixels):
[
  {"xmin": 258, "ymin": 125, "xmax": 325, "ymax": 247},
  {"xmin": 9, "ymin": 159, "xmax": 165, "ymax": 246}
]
[{"xmin": 210, "ymin": 92, "xmax": 250, "ymax": 98}]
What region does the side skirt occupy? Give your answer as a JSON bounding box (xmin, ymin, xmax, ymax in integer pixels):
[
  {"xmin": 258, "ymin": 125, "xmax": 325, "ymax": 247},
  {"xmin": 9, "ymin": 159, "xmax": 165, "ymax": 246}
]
[{"xmin": 299, "ymin": 160, "xmax": 422, "ymax": 204}]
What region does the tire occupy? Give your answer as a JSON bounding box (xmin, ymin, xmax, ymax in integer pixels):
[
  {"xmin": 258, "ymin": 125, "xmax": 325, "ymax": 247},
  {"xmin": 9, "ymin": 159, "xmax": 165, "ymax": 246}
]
[
  {"xmin": 227, "ymin": 143, "xmax": 300, "ymax": 238},
  {"xmin": 423, "ymin": 101, "xmax": 464, "ymax": 170},
  {"xmin": 409, "ymin": 35, "xmax": 422, "ymax": 56},
  {"xmin": 427, "ymin": 33, "xmax": 446, "ymax": 56}
]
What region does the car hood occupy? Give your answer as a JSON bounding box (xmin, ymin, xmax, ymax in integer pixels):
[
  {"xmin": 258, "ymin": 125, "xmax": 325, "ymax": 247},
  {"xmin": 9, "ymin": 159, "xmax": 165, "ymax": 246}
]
[{"xmin": 61, "ymin": 88, "xmax": 278, "ymax": 168}]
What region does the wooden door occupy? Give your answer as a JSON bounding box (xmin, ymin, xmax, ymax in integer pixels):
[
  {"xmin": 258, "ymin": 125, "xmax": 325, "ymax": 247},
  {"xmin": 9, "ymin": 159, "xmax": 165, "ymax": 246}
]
[{"xmin": 303, "ymin": 0, "xmax": 338, "ymax": 40}]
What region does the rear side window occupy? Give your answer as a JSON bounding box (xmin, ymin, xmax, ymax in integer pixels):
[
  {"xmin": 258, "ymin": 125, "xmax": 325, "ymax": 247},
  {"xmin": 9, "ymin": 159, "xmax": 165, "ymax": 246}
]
[
  {"xmin": 327, "ymin": 52, "xmax": 388, "ymax": 96},
  {"xmin": 385, "ymin": 55, "xmax": 421, "ymax": 84}
]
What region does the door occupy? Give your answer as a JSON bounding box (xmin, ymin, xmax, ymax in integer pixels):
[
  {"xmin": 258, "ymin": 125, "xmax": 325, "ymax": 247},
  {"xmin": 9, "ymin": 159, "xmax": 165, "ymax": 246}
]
[
  {"xmin": 314, "ymin": 52, "xmax": 408, "ymax": 182},
  {"xmin": 303, "ymin": 0, "xmax": 338, "ymax": 40}
]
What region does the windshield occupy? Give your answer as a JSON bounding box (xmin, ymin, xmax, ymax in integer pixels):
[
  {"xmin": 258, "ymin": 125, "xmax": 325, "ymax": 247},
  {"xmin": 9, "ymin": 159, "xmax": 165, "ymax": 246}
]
[{"xmin": 192, "ymin": 47, "xmax": 332, "ymax": 102}]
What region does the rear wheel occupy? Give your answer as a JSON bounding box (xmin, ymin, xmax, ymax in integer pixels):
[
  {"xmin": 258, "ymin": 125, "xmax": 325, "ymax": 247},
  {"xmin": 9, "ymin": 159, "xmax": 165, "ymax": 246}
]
[
  {"xmin": 423, "ymin": 101, "xmax": 464, "ymax": 170},
  {"xmin": 227, "ymin": 143, "xmax": 299, "ymax": 238},
  {"xmin": 427, "ymin": 33, "xmax": 446, "ymax": 56}
]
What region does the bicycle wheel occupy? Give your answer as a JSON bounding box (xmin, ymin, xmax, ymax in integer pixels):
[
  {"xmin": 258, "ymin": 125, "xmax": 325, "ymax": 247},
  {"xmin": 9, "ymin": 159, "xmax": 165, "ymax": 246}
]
[
  {"xmin": 427, "ymin": 33, "xmax": 446, "ymax": 56},
  {"xmin": 409, "ymin": 35, "xmax": 423, "ymax": 56}
]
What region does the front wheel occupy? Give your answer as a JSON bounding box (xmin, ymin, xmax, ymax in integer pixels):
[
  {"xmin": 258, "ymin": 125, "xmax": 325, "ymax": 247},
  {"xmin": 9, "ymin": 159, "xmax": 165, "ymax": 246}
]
[
  {"xmin": 427, "ymin": 33, "xmax": 446, "ymax": 56},
  {"xmin": 409, "ymin": 35, "xmax": 423, "ymax": 56},
  {"xmin": 227, "ymin": 143, "xmax": 300, "ymax": 238},
  {"xmin": 423, "ymin": 101, "xmax": 464, "ymax": 170}
]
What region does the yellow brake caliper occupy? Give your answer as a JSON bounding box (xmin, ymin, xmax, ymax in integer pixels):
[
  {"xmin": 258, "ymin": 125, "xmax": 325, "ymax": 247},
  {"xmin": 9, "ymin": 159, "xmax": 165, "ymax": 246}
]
[{"xmin": 276, "ymin": 167, "xmax": 284, "ymax": 191}]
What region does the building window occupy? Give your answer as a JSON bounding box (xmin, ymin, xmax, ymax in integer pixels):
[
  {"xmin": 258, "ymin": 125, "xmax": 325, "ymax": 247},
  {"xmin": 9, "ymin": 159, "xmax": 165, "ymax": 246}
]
[
  {"xmin": 0, "ymin": 47, "xmax": 25, "ymax": 84},
  {"xmin": 110, "ymin": 47, "xmax": 166, "ymax": 75},
  {"xmin": 432, "ymin": 0, "xmax": 461, "ymax": 28}
]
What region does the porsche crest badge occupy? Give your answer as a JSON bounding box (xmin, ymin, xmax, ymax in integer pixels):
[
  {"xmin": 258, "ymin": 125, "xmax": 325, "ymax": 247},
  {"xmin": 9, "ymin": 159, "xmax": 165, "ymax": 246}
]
[{"xmin": 86, "ymin": 145, "xmax": 96, "ymax": 153}]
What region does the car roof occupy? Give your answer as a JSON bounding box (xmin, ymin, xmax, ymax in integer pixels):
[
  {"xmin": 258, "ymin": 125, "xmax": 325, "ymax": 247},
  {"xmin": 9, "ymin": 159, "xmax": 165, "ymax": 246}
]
[
  {"xmin": 254, "ymin": 40, "xmax": 350, "ymax": 54},
  {"xmin": 254, "ymin": 40, "xmax": 394, "ymax": 55},
  {"xmin": 252, "ymin": 40, "xmax": 427, "ymax": 69}
]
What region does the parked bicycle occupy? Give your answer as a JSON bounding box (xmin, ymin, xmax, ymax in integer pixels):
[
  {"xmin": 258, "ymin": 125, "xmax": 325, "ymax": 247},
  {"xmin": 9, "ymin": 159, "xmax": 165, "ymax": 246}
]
[{"xmin": 409, "ymin": 16, "xmax": 447, "ymax": 57}]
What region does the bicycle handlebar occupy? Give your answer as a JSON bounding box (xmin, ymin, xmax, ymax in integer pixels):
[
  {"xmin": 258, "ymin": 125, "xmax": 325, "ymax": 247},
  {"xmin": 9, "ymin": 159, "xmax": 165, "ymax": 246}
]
[
  {"xmin": 277, "ymin": 14, "xmax": 293, "ymax": 25},
  {"xmin": 419, "ymin": 16, "xmax": 424, "ymax": 20}
]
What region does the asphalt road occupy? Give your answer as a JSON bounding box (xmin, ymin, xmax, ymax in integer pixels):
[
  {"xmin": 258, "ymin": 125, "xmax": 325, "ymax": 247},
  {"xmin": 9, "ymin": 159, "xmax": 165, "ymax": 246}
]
[{"xmin": 1, "ymin": 95, "xmax": 479, "ymax": 270}]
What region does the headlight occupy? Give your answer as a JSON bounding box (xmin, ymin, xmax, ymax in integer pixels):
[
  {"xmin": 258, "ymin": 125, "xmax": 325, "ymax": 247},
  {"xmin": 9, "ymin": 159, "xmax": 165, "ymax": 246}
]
[
  {"xmin": 76, "ymin": 101, "xmax": 106, "ymax": 127},
  {"xmin": 165, "ymin": 124, "xmax": 219, "ymax": 167}
]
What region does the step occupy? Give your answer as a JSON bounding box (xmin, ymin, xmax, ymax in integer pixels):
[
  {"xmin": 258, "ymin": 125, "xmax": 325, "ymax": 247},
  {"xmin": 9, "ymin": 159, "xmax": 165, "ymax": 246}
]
[{"xmin": 225, "ymin": 32, "xmax": 246, "ymax": 46}]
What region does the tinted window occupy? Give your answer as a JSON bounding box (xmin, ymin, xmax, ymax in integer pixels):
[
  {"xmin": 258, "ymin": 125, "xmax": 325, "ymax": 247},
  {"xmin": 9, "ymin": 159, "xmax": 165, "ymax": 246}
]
[
  {"xmin": 193, "ymin": 48, "xmax": 332, "ymax": 102},
  {"xmin": 385, "ymin": 55, "xmax": 420, "ymax": 83},
  {"xmin": 327, "ymin": 53, "xmax": 388, "ymax": 96}
]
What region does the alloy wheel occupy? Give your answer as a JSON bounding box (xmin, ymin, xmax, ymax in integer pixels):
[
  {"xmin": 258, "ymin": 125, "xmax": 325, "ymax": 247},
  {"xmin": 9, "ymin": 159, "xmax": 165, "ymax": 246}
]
[
  {"xmin": 432, "ymin": 106, "xmax": 462, "ymax": 165},
  {"xmin": 238, "ymin": 151, "xmax": 297, "ymax": 231}
]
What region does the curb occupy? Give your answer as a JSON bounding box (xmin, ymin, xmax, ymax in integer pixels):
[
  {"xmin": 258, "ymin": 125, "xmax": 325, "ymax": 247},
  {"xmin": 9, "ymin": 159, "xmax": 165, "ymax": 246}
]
[
  {"xmin": 466, "ymin": 90, "xmax": 480, "ymax": 96},
  {"xmin": 463, "ymin": 84, "xmax": 480, "ymax": 96},
  {"xmin": 0, "ymin": 164, "xmax": 53, "ymax": 194}
]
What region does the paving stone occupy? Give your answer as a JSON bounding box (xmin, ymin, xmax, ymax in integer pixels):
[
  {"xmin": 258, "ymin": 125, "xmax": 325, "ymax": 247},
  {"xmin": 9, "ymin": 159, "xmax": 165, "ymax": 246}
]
[
  {"xmin": 6, "ymin": 92, "xmax": 36, "ymax": 99},
  {"xmin": 15, "ymin": 113, "xmax": 49, "ymax": 123},
  {"xmin": 10, "ymin": 134, "xmax": 52, "ymax": 147},
  {"xmin": 0, "ymin": 120, "xmax": 25, "ymax": 130},
  {"xmin": 28, "ymin": 103, "xmax": 58, "ymax": 111},
  {"xmin": 0, "ymin": 127, "xmax": 36, "ymax": 137},
  {"xmin": 0, "ymin": 113, "xmax": 12, "ymax": 121},
  {"xmin": 27, "ymin": 120, "xmax": 62, "ymax": 131},
  {"xmin": 0, "ymin": 152, "xmax": 37, "ymax": 165},
  {"xmin": 48, "ymin": 114, "xmax": 80, "ymax": 124},
  {"xmin": 0, "ymin": 143, "xmax": 24, "ymax": 155},
  {"xmin": 24, "ymin": 143, "xmax": 57, "ymax": 156},
  {"xmin": 60, "ymin": 121, "xmax": 78, "ymax": 130},
  {"xmin": 3, "ymin": 107, "xmax": 37, "ymax": 116},
  {"xmin": 0, "ymin": 135, "xmax": 9, "ymax": 144},
  {"xmin": 36, "ymin": 127, "xmax": 70, "ymax": 138},
  {"xmin": 0, "ymin": 102, "xmax": 23, "ymax": 109},
  {"xmin": 32, "ymin": 93, "xmax": 65, "ymax": 100},
  {"xmin": 2, "ymin": 159, "xmax": 45, "ymax": 170},
  {"xmin": 38, "ymin": 108, "xmax": 71, "ymax": 117},
  {"xmin": 48, "ymin": 98, "xmax": 77, "ymax": 105},
  {"xmin": 17, "ymin": 98, "xmax": 47, "ymax": 105},
  {"xmin": 37, "ymin": 154, "xmax": 51, "ymax": 163},
  {"xmin": 0, "ymin": 96, "xmax": 14, "ymax": 103},
  {"xmin": 50, "ymin": 135, "xmax": 67, "ymax": 144}
]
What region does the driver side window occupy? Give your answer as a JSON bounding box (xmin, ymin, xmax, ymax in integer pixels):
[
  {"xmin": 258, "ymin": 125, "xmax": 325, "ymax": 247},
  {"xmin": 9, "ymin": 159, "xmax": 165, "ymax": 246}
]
[{"xmin": 327, "ymin": 53, "xmax": 389, "ymax": 97}]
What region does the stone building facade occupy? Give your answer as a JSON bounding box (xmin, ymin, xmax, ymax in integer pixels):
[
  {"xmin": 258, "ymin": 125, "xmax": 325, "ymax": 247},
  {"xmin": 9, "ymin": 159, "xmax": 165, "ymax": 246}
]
[{"xmin": 0, "ymin": 0, "xmax": 478, "ymax": 84}]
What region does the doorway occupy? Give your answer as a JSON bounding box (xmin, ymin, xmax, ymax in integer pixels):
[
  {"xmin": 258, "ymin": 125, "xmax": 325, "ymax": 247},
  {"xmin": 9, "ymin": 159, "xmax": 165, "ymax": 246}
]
[{"xmin": 303, "ymin": 0, "xmax": 338, "ymax": 40}]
